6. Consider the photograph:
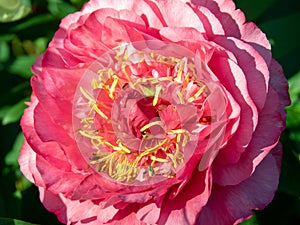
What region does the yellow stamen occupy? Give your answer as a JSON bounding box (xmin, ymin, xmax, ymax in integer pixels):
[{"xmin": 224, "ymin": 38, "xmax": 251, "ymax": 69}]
[
  {"xmin": 90, "ymin": 153, "xmax": 112, "ymax": 164},
  {"xmin": 92, "ymin": 78, "xmax": 100, "ymax": 89},
  {"xmin": 117, "ymin": 141, "xmax": 131, "ymax": 154},
  {"xmin": 148, "ymin": 165, "xmax": 155, "ymax": 176},
  {"xmin": 79, "ymin": 129, "xmax": 101, "ymax": 140},
  {"xmin": 153, "ymin": 85, "xmax": 162, "ymax": 106},
  {"xmin": 167, "ymin": 153, "xmax": 178, "ymax": 168},
  {"xmin": 102, "ymin": 141, "xmax": 122, "ymax": 151},
  {"xmin": 176, "ymin": 90, "xmax": 184, "ymax": 104},
  {"xmin": 121, "ymin": 62, "xmax": 132, "ymax": 82},
  {"xmin": 80, "ymin": 86, "xmax": 95, "ymax": 103},
  {"xmin": 80, "ymin": 87, "xmax": 109, "ymax": 119},
  {"xmin": 187, "ymin": 85, "xmax": 206, "ymax": 103},
  {"xmin": 81, "ymin": 117, "xmax": 94, "ymax": 128},
  {"xmin": 150, "ymin": 155, "xmax": 169, "ymax": 163},
  {"xmin": 109, "ymin": 75, "xmax": 119, "ymax": 99},
  {"xmin": 174, "ymin": 60, "xmax": 184, "ymax": 83},
  {"xmin": 182, "ymin": 72, "xmax": 191, "ymax": 89},
  {"xmin": 141, "ymin": 138, "xmax": 168, "ymax": 156},
  {"xmin": 91, "ymin": 104, "xmax": 108, "ymax": 120},
  {"xmin": 140, "ymin": 120, "xmax": 164, "ymax": 133},
  {"xmin": 168, "ymin": 129, "xmax": 187, "ymax": 134}
]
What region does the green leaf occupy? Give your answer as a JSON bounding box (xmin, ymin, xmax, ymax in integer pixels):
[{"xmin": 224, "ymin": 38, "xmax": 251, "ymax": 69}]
[
  {"xmin": 280, "ymin": 70, "xmax": 300, "ymax": 197},
  {"xmin": 0, "ymin": 218, "xmax": 38, "ymax": 225},
  {"xmin": 34, "ymin": 37, "xmax": 49, "ymax": 55},
  {"xmin": 0, "ymin": 106, "xmax": 10, "ymax": 120},
  {"xmin": 286, "ymin": 70, "xmax": 300, "ymax": 128},
  {"xmin": 9, "ymin": 56, "xmax": 36, "ymax": 78},
  {"xmin": 234, "ymin": 0, "xmax": 275, "ymax": 21},
  {"xmin": 238, "ymin": 213, "xmax": 258, "ymax": 225},
  {"xmin": 279, "ymin": 137, "xmax": 300, "ymax": 197},
  {"xmin": 48, "ymin": 0, "xmax": 77, "ymax": 18},
  {"xmin": 2, "ymin": 98, "xmax": 29, "ymax": 125},
  {"xmin": 10, "ymin": 14, "xmax": 56, "ymax": 33},
  {"xmin": 70, "ymin": 0, "xmax": 89, "ymax": 9},
  {"xmin": 260, "ymin": 12, "xmax": 300, "ymax": 59},
  {"xmin": 0, "ymin": 0, "xmax": 31, "ymax": 23},
  {"xmin": 5, "ymin": 132, "xmax": 24, "ymax": 166},
  {"xmin": 0, "ymin": 41, "xmax": 10, "ymax": 62}
]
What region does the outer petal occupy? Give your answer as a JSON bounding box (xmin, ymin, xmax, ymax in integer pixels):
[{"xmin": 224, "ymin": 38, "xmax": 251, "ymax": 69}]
[
  {"xmin": 19, "ymin": 139, "xmax": 43, "ymax": 186},
  {"xmin": 39, "ymin": 188, "xmax": 68, "ymax": 224},
  {"xmin": 269, "ymin": 59, "xmax": 290, "ymax": 112},
  {"xmin": 197, "ymin": 144, "xmax": 282, "ymax": 225},
  {"xmin": 213, "ymin": 36, "xmax": 269, "ymax": 111},
  {"xmin": 191, "ymin": 0, "xmax": 271, "ymax": 65},
  {"xmin": 40, "ymin": 188, "xmax": 120, "ymax": 225},
  {"xmin": 191, "ymin": 0, "xmax": 245, "ymax": 37},
  {"xmin": 213, "ymin": 87, "xmax": 284, "ymax": 185},
  {"xmin": 209, "ymin": 55, "xmax": 258, "ymax": 163}
]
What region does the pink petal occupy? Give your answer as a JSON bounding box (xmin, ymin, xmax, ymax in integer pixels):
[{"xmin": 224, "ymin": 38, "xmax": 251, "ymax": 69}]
[
  {"xmin": 136, "ymin": 202, "xmax": 162, "ymax": 224},
  {"xmin": 240, "ymin": 22, "xmax": 271, "ymax": 66},
  {"xmin": 157, "ymin": 0, "xmax": 205, "ymax": 32},
  {"xmin": 213, "ymin": 87, "xmax": 285, "ymax": 185},
  {"xmin": 160, "ymin": 27, "xmax": 206, "ymax": 42},
  {"xmin": 19, "ymin": 140, "xmax": 44, "ymax": 187},
  {"xmin": 31, "ymin": 98, "xmax": 87, "ymax": 171},
  {"xmin": 35, "ymin": 154, "xmax": 88, "ymax": 195},
  {"xmin": 39, "ymin": 188, "xmax": 68, "ymax": 224},
  {"xmin": 157, "ymin": 168, "xmax": 211, "ymax": 225},
  {"xmin": 269, "ymin": 59, "xmax": 291, "ymax": 110},
  {"xmin": 197, "ymin": 145, "xmax": 281, "ymax": 225},
  {"xmin": 40, "ymin": 188, "xmax": 120, "ymax": 225},
  {"xmin": 191, "ymin": 0, "xmax": 245, "ymax": 37},
  {"xmin": 213, "ymin": 36, "xmax": 269, "ymax": 111},
  {"xmin": 209, "ymin": 56, "xmax": 258, "ymax": 164}
]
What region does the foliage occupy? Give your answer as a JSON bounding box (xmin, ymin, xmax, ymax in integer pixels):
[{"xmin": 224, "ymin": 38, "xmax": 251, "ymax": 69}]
[{"xmin": 0, "ymin": 0, "xmax": 299, "ymax": 224}]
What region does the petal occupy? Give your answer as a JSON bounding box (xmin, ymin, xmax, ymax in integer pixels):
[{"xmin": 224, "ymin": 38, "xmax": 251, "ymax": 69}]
[
  {"xmin": 136, "ymin": 202, "xmax": 161, "ymax": 224},
  {"xmin": 157, "ymin": 0, "xmax": 205, "ymax": 32},
  {"xmin": 240, "ymin": 22, "xmax": 271, "ymax": 66},
  {"xmin": 209, "ymin": 55, "xmax": 258, "ymax": 164},
  {"xmin": 191, "ymin": 0, "xmax": 245, "ymax": 37},
  {"xmin": 197, "ymin": 145, "xmax": 281, "ymax": 225},
  {"xmin": 19, "ymin": 139, "xmax": 44, "ymax": 186},
  {"xmin": 157, "ymin": 168, "xmax": 211, "ymax": 225},
  {"xmin": 213, "ymin": 36, "xmax": 269, "ymax": 111},
  {"xmin": 39, "ymin": 188, "xmax": 68, "ymax": 224},
  {"xmin": 40, "ymin": 188, "xmax": 120, "ymax": 225},
  {"xmin": 213, "ymin": 87, "xmax": 285, "ymax": 185},
  {"xmin": 20, "ymin": 95, "xmax": 72, "ymax": 175},
  {"xmin": 269, "ymin": 59, "xmax": 291, "ymax": 110},
  {"xmin": 160, "ymin": 27, "xmax": 206, "ymax": 42},
  {"xmin": 35, "ymin": 153, "xmax": 88, "ymax": 196}
]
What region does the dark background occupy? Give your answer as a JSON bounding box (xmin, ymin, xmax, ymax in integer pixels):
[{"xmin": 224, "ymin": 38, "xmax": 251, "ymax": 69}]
[{"xmin": 0, "ymin": 0, "xmax": 299, "ymax": 224}]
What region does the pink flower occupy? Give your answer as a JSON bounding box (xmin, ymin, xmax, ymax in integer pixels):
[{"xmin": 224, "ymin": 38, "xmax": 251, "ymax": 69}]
[{"xmin": 19, "ymin": 0, "xmax": 290, "ymax": 224}]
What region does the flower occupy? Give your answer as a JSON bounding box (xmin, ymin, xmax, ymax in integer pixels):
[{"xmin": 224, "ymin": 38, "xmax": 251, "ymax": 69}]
[{"xmin": 19, "ymin": 0, "xmax": 290, "ymax": 224}]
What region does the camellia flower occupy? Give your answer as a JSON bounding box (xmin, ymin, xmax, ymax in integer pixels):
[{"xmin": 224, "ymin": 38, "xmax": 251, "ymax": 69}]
[{"xmin": 19, "ymin": 0, "xmax": 290, "ymax": 224}]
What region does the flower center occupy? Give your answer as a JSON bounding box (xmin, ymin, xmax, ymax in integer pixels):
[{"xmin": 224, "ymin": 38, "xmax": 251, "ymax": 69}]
[{"xmin": 73, "ymin": 42, "xmax": 211, "ymax": 185}]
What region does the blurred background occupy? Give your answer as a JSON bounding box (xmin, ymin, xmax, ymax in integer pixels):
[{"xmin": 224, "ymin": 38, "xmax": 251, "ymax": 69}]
[{"xmin": 0, "ymin": 0, "xmax": 299, "ymax": 224}]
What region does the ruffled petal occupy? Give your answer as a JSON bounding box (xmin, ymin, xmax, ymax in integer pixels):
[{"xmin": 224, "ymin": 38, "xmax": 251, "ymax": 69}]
[
  {"xmin": 197, "ymin": 144, "xmax": 281, "ymax": 225},
  {"xmin": 213, "ymin": 87, "xmax": 284, "ymax": 185},
  {"xmin": 157, "ymin": 168, "xmax": 211, "ymax": 225}
]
